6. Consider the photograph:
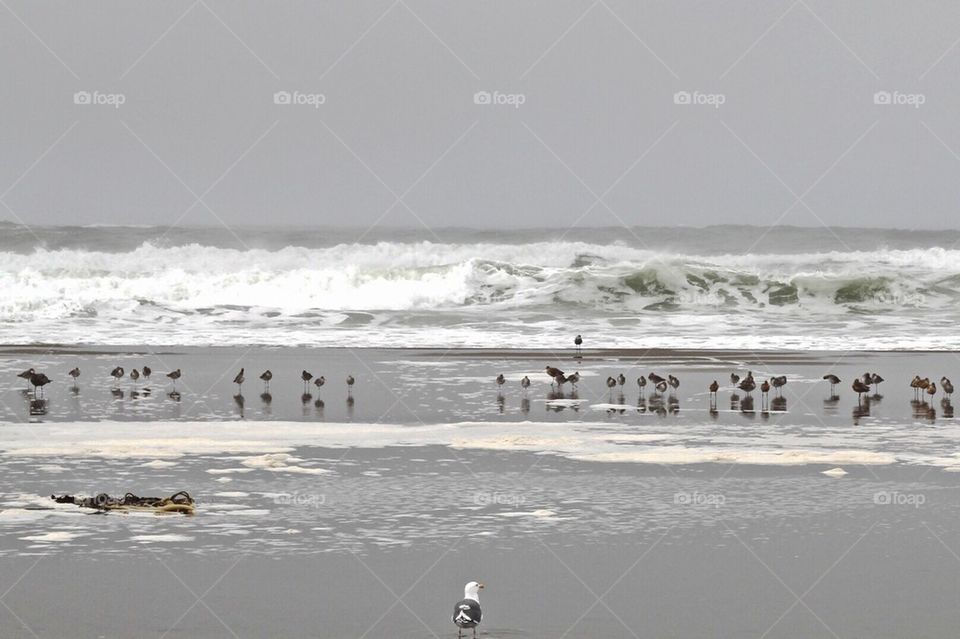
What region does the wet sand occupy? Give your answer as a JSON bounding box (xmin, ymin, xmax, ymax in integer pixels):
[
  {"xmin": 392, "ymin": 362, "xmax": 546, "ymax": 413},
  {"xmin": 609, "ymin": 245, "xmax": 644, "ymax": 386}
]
[{"xmin": 2, "ymin": 347, "xmax": 960, "ymax": 637}]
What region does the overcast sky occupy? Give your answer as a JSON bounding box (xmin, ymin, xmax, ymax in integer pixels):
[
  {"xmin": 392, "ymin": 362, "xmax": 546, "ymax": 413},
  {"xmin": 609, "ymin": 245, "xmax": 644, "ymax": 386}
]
[{"xmin": 2, "ymin": 1, "xmax": 960, "ymax": 230}]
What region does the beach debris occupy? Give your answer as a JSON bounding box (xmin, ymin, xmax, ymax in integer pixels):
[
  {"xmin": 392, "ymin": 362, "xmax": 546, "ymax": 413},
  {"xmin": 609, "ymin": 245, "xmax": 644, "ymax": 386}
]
[
  {"xmin": 821, "ymin": 467, "xmax": 848, "ymax": 477},
  {"xmin": 50, "ymin": 491, "xmax": 195, "ymax": 515},
  {"xmin": 452, "ymin": 581, "xmax": 484, "ymax": 638}
]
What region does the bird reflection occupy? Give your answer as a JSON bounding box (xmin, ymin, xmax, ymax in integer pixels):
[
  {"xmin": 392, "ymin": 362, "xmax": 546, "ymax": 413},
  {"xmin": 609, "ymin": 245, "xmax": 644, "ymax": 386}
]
[
  {"xmin": 301, "ymin": 393, "xmax": 312, "ymax": 405},
  {"xmin": 314, "ymin": 398, "xmax": 324, "ymax": 416},
  {"xmin": 29, "ymin": 399, "xmax": 47, "ymax": 416},
  {"xmin": 730, "ymin": 393, "xmax": 740, "ymax": 410},
  {"xmin": 167, "ymin": 391, "xmax": 181, "ymax": 402},
  {"xmin": 637, "ymin": 397, "xmax": 647, "ymax": 414},
  {"xmin": 853, "ymin": 398, "xmax": 871, "ymax": 423},
  {"xmin": 111, "ymin": 388, "xmax": 124, "ymax": 399},
  {"xmin": 520, "ymin": 397, "xmax": 530, "ymax": 414},
  {"xmin": 234, "ymin": 394, "xmax": 245, "ymax": 418},
  {"xmin": 346, "ymin": 394, "xmax": 355, "ymax": 418},
  {"xmin": 941, "ymin": 397, "xmax": 954, "ymax": 419},
  {"xmin": 260, "ymin": 392, "xmax": 272, "ymax": 404},
  {"xmin": 770, "ymin": 397, "xmax": 787, "ymax": 413},
  {"xmin": 740, "ymin": 396, "xmax": 755, "ymax": 415},
  {"xmin": 497, "ymin": 392, "xmax": 505, "ymax": 414}
]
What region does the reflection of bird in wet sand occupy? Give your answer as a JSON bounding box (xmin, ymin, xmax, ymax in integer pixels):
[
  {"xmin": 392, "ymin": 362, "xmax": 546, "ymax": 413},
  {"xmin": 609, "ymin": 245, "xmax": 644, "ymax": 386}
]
[
  {"xmin": 260, "ymin": 369, "xmax": 272, "ymax": 391},
  {"xmin": 942, "ymin": 377, "xmax": 954, "ymax": 398},
  {"xmin": 233, "ymin": 368, "xmax": 245, "ymax": 392},
  {"xmin": 823, "ymin": 374, "xmax": 841, "ymax": 394},
  {"xmin": 852, "ymin": 379, "xmax": 870, "ymax": 403},
  {"xmin": 301, "ymin": 370, "xmax": 313, "ymax": 393},
  {"xmin": 167, "ymin": 369, "xmax": 181, "ymax": 390},
  {"xmin": 30, "ymin": 372, "xmax": 50, "ymax": 398}
]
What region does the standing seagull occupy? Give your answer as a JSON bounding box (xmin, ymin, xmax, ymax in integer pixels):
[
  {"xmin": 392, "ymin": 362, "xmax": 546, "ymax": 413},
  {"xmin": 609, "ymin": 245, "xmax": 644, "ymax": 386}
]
[
  {"xmin": 496, "ymin": 374, "xmax": 505, "ymax": 388},
  {"xmin": 233, "ymin": 368, "xmax": 245, "ymax": 393},
  {"xmin": 452, "ymin": 581, "xmax": 484, "ymax": 639},
  {"xmin": 567, "ymin": 371, "xmax": 580, "ymax": 388},
  {"xmin": 574, "ymin": 334, "xmax": 583, "ymax": 356},
  {"xmin": 260, "ymin": 369, "xmax": 272, "ymax": 391},
  {"xmin": 68, "ymin": 367, "xmax": 80, "ymax": 388},
  {"xmin": 301, "ymin": 370, "xmax": 313, "ymax": 393},
  {"xmin": 167, "ymin": 369, "xmax": 182, "ymax": 390}
]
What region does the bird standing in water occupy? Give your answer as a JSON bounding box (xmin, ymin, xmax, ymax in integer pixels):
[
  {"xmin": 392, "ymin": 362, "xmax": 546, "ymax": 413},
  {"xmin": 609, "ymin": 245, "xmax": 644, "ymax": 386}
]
[
  {"xmin": 346, "ymin": 374, "xmax": 355, "ymax": 395},
  {"xmin": 520, "ymin": 376, "xmax": 530, "ymax": 392},
  {"xmin": 167, "ymin": 369, "xmax": 181, "ymax": 390},
  {"xmin": 823, "ymin": 374, "xmax": 841, "ymax": 394},
  {"xmin": 574, "ymin": 334, "xmax": 582, "ymax": 356},
  {"xmin": 637, "ymin": 376, "xmax": 647, "ymax": 395},
  {"xmin": 709, "ymin": 380, "xmax": 719, "ymax": 399},
  {"xmin": 301, "ymin": 370, "xmax": 313, "ymax": 393},
  {"xmin": 496, "ymin": 374, "xmax": 505, "ymax": 388},
  {"xmin": 314, "ymin": 376, "xmax": 325, "ymax": 392},
  {"xmin": 110, "ymin": 367, "xmax": 125, "ymax": 386},
  {"xmin": 852, "ymin": 379, "xmax": 870, "ymax": 403},
  {"xmin": 130, "ymin": 368, "xmax": 140, "ymax": 385},
  {"xmin": 142, "ymin": 366, "xmax": 152, "ymax": 381},
  {"xmin": 68, "ymin": 367, "xmax": 80, "ymax": 388},
  {"xmin": 452, "ymin": 581, "xmax": 484, "ymax": 639},
  {"xmin": 260, "ymin": 369, "xmax": 272, "ymax": 391},
  {"xmin": 942, "ymin": 377, "xmax": 954, "ymax": 398},
  {"xmin": 29, "ymin": 372, "xmax": 50, "ymax": 398},
  {"xmin": 233, "ymin": 368, "xmax": 245, "ymax": 393}
]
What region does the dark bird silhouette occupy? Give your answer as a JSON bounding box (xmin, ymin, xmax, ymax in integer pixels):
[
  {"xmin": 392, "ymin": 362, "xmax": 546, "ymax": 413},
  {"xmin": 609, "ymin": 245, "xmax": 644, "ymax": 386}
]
[
  {"xmin": 771, "ymin": 375, "xmax": 786, "ymax": 397},
  {"xmin": 927, "ymin": 382, "xmax": 937, "ymax": 400},
  {"xmin": 233, "ymin": 368, "xmax": 245, "ymax": 392},
  {"xmin": 17, "ymin": 367, "xmax": 35, "ymax": 389},
  {"xmin": 496, "ymin": 374, "xmax": 505, "ymax": 388},
  {"xmin": 142, "ymin": 366, "xmax": 151, "ymax": 380},
  {"xmin": 648, "ymin": 372, "xmax": 665, "ymax": 385},
  {"xmin": 260, "ymin": 369, "xmax": 272, "ymax": 390},
  {"xmin": 346, "ymin": 374, "xmax": 355, "ymax": 394},
  {"xmin": 68, "ymin": 367, "xmax": 80, "ymax": 386},
  {"xmin": 709, "ymin": 380, "xmax": 719, "ymax": 398},
  {"xmin": 942, "ymin": 377, "xmax": 954, "ymax": 398},
  {"xmin": 29, "ymin": 372, "xmax": 50, "ymax": 398},
  {"xmin": 852, "ymin": 379, "xmax": 870, "ymax": 402},
  {"xmin": 130, "ymin": 368, "xmax": 140, "ymax": 384},
  {"xmin": 567, "ymin": 372, "xmax": 580, "ymax": 388},
  {"xmin": 738, "ymin": 376, "xmax": 756, "ymax": 395},
  {"xmin": 823, "ymin": 374, "xmax": 841, "ymax": 393},
  {"xmin": 730, "ymin": 373, "xmax": 740, "ymax": 386},
  {"xmin": 521, "ymin": 376, "xmax": 530, "ymax": 392},
  {"xmin": 301, "ymin": 370, "xmax": 313, "ymax": 393},
  {"xmin": 574, "ymin": 334, "xmax": 582, "ymax": 356},
  {"xmin": 870, "ymin": 373, "xmax": 884, "ymax": 392},
  {"xmin": 655, "ymin": 380, "xmax": 668, "ymax": 395},
  {"xmin": 606, "ymin": 376, "xmax": 617, "ymax": 393},
  {"xmin": 314, "ymin": 376, "xmax": 325, "ymax": 391},
  {"xmin": 617, "ymin": 373, "xmax": 626, "ymax": 387},
  {"xmin": 110, "ymin": 367, "xmax": 124, "ymax": 386},
  {"xmin": 637, "ymin": 376, "xmax": 647, "ymax": 394},
  {"xmin": 167, "ymin": 369, "xmax": 181, "ymax": 389},
  {"xmin": 668, "ymin": 375, "xmax": 680, "ymax": 392},
  {"xmin": 545, "ymin": 366, "xmax": 565, "ymax": 387},
  {"xmin": 760, "ymin": 379, "xmax": 770, "ymax": 403}
]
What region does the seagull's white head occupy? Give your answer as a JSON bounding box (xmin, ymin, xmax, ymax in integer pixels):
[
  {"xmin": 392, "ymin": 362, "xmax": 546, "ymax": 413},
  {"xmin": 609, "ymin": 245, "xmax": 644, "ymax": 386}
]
[{"xmin": 463, "ymin": 581, "xmax": 484, "ymax": 601}]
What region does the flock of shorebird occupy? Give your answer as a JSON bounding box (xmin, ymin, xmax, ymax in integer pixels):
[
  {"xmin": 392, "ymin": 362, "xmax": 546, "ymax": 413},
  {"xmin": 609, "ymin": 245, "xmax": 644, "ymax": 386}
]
[{"xmin": 14, "ymin": 365, "xmax": 357, "ymax": 400}]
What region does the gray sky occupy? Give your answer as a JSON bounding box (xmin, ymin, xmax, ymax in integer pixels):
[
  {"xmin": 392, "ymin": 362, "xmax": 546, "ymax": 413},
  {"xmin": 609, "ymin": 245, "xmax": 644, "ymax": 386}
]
[{"xmin": 2, "ymin": 0, "xmax": 960, "ymax": 230}]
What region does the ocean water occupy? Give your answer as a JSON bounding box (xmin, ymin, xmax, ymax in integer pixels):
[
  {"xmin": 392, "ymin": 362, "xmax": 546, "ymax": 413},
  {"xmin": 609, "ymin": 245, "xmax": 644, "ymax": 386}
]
[{"xmin": 1, "ymin": 222, "xmax": 959, "ymax": 349}]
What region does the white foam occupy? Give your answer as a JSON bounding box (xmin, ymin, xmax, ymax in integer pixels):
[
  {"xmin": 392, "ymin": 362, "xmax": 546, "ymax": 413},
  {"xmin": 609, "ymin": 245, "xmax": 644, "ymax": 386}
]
[
  {"xmin": 19, "ymin": 531, "xmax": 84, "ymax": 542},
  {"xmin": 821, "ymin": 467, "xmax": 848, "ymax": 477},
  {"xmin": 130, "ymin": 534, "xmax": 195, "ymax": 543}
]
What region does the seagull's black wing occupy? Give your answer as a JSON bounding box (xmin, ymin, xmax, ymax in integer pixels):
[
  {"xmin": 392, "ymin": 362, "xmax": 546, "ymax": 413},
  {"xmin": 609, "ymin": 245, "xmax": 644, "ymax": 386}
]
[{"xmin": 452, "ymin": 599, "xmax": 482, "ymax": 628}]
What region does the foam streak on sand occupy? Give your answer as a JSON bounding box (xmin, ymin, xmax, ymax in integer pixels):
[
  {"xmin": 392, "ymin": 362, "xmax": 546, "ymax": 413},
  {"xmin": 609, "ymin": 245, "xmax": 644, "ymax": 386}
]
[{"xmin": 0, "ymin": 419, "xmax": 950, "ymax": 469}]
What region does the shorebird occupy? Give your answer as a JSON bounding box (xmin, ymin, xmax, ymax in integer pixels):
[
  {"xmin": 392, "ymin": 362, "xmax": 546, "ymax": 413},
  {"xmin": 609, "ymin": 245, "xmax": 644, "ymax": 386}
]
[
  {"xmin": 637, "ymin": 375, "xmax": 647, "ymax": 393},
  {"xmin": 167, "ymin": 369, "xmax": 181, "ymax": 389},
  {"xmin": 260, "ymin": 369, "xmax": 272, "ymax": 390},
  {"xmin": 233, "ymin": 368, "xmax": 245, "ymax": 392},
  {"xmin": 771, "ymin": 375, "xmax": 786, "ymax": 397},
  {"xmin": 606, "ymin": 376, "xmax": 617, "ymax": 394},
  {"xmin": 567, "ymin": 372, "xmax": 580, "ymax": 388},
  {"xmin": 29, "ymin": 372, "xmax": 50, "ymax": 398},
  {"xmin": 130, "ymin": 368, "xmax": 140, "ymax": 384},
  {"xmin": 942, "ymin": 377, "xmax": 954, "ymax": 398},
  {"xmin": 852, "ymin": 379, "xmax": 870, "ymax": 403},
  {"xmin": 314, "ymin": 376, "xmax": 325, "ymax": 391},
  {"xmin": 738, "ymin": 376, "xmax": 756, "ymax": 395},
  {"xmin": 617, "ymin": 373, "xmax": 626, "ymax": 388},
  {"xmin": 521, "ymin": 376, "xmax": 530, "ymax": 392},
  {"xmin": 68, "ymin": 367, "xmax": 80, "ymax": 387},
  {"xmin": 110, "ymin": 367, "xmax": 125, "ymax": 386},
  {"xmin": 730, "ymin": 373, "xmax": 740, "ymax": 386},
  {"xmin": 301, "ymin": 370, "xmax": 313, "ymax": 393},
  {"xmin": 545, "ymin": 366, "xmax": 564, "ymax": 387},
  {"xmin": 870, "ymin": 373, "xmax": 884, "ymax": 392},
  {"xmin": 142, "ymin": 366, "xmax": 151, "ymax": 380},
  {"xmin": 655, "ymin": 380, "xmax": 668, "ymax": 395},
  {"xmin": 668, "ymin": 375, "xmax": 680, "ymax": 393},
  {"xmin": 709, "ymin": 380, "xmax": 719, "ymax": 398},
  {"xmin": 648, "ymin": 372, "xmax": 665, "ymax": 385},
  {"xmin": 823, "ymin": 374, "xmax": 841, "ymax": 393},
  {"xmin": 17, "ymin": 367, "xmax": 35, "ymax": 388},
  {"xmin": 927, "ymin": 382, "xmax": 937, "ymax": 400},
  {"xmin": 760, "ymin": 379, "xmax": 770, "ymax": 402},
  {"xmin": 910, "ymin": 375, "xmax": 922, "ymax": 399},
  {"xmin": 452, "ymin": 581, "xmax": 483, "ymax": 639},
  {"xmin": 574, "ymin": 334, "xmax": 582, "ymax": 356},
  {"xmin": 346, "ymin": 374, "xmax": 355, "ymax": 394},
  {"xmin": 496, "ymin": 374, "xmax": 505, "ymax": 388}
]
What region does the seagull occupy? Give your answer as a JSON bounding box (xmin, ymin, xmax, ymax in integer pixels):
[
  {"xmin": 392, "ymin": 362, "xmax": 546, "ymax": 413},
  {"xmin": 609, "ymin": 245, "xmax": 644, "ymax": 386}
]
[
  {"xmin": 496, "ymin": 374, "xmax": 505, "ymax": 388},
  {"xmin": 314, "ymin": 376, "xmax": 325, "ymax": 391},
  {"xmin": 260, "ymin": 369, "xmax": 272, "ymax": 391},
  {"xmin": 452, "ymin": 581, "xmax": 484, "ymax": 639},
  {"xmin": 521, "ymin": 376, "xmax": 530, "ymax": 392},
  {"xmin": 823, "ymin": 374, "xmax": 841, "ymax": 393},
  {"xmin": 29, "ymin": 372, "xmax": 50, "ymax": 398},
  {"xmin": 574, "ymin": 334, "xmax": 582, "ymax": 356},
  {"xmin": 232, "ymin": 368, "xmax": 244, "ymax": 392},
  {"xmin": 301, "ymin": 370, "xmax": 313, "ymax": 393},
  {"xmin": 167, "ymin": 369, "xmax": 181, "ymax": 389},
  {"xmin": 68, "ymin": 367, "xmax": 80, "ymax": 387},
  {"xmin": 942, "ymin": 377, "xmax": 954, "ymax": 398}
]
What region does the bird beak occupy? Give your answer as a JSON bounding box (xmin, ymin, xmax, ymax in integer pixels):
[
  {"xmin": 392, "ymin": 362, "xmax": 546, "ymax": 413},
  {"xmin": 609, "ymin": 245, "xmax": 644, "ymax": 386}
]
[{"xmin": 478, "ymin": 583, "xmax": 484, "ymax": 589}]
